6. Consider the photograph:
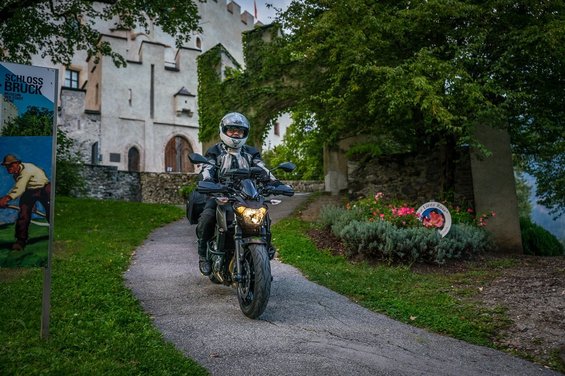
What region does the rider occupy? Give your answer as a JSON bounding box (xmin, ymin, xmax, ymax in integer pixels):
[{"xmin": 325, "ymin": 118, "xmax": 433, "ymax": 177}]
[{"xmin": 196, "ymin": 112, "xmax": 285, "ymax": 275}]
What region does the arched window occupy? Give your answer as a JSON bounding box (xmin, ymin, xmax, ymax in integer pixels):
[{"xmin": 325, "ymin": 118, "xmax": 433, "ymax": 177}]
[
  {"xmin": 196, "ymin": 37, "xmax": 202, "ymax": 49},
  {"xmin": 165, "ymin": 136, "xmax": 194, "ymax": 173},
  {"xmin": 91, "ymin": 142, "xmax": 99, "ymax": 165},
  {"xmin": 128, "ymin": 147, "xmax": 140, "ymax": 171}
]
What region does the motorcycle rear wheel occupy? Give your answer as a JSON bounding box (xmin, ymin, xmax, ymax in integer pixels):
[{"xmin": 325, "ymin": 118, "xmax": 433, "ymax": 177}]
[{"xmin": 237, "ymin": 244, "xmax": 271, "ymax": 319}]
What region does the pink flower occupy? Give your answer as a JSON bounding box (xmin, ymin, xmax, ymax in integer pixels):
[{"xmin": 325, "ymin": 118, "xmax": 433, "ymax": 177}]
[
  {"xmin": 374, "ymin": 192, "xmax": 384, "ymax": 201},
  {"xmin": 423, "ymin": 212, "xmax": 445, "ymax": 228}
]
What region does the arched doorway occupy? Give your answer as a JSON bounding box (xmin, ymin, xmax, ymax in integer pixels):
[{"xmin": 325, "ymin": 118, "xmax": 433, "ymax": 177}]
[
  {"xmin": 164, "ymin": 136, "xmax": 194, "ymax": 173},
  {"xmin": 128, "ymin": 146, "xmax": 140, "ymax": 171}
]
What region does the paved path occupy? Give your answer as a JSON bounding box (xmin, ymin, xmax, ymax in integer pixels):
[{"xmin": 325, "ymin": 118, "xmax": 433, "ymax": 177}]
[{"xmin": 125, "ymin": 193, "xmax": 557, "ymax": 376}]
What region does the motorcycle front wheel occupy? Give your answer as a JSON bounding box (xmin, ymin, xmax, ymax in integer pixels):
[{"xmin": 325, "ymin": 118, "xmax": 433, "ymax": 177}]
[{"xmin": 237, "ymin": 244, "xmax": 271, "ymax": 319}]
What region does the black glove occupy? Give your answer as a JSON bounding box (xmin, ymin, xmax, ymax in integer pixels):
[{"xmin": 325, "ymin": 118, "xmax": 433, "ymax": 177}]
[{"xmin": 271, "ymin": 179, "xmax": 283, "ymax": 187}]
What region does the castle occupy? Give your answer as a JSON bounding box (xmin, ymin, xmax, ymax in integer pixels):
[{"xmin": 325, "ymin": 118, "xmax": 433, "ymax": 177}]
[{"xmin": 30, "ymin": 0, "xmax": 283, "ymax": 173}]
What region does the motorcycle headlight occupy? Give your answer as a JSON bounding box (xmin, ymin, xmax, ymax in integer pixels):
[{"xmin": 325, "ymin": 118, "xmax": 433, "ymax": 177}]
[{"xmin": 235, "ymin": 205, "xmax": 267, "ymax": 226}]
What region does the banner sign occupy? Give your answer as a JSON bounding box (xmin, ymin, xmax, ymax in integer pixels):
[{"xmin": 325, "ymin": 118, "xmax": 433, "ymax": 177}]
[
  {"xmin": 0, "ymin": 61, "xmax": 57, "ymax": 268},
  {"xmin": 417, "ymin": 201, "xmax": 452, "ymax": 237}
]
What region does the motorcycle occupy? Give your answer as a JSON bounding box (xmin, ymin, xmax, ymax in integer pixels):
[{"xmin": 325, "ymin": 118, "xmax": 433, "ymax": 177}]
[{"xmin": 188, "ymin": 153, "xmax": 295, "ymax": 319}]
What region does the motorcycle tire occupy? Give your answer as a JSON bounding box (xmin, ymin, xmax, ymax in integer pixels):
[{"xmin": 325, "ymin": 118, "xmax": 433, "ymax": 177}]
[{"xmin": 237, "ymin": 244, "xmax": 271, "ymax": 319}]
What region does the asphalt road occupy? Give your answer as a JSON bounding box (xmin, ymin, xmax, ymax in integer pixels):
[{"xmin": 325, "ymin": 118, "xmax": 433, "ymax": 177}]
[{"xmin": 125, "ymin": 193, "xmax": 557, "ymax": 376}]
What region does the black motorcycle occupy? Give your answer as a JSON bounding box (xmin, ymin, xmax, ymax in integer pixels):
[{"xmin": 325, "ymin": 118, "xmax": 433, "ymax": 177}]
[{"xmin": 187, "ymin": 153, "xmax": 295, "ymax": 319}]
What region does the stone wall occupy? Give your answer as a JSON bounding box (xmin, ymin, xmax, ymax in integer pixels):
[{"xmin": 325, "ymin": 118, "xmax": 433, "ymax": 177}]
[
  {"xmin": 78, "ymin": 164, "xmax": 142, "ymax": 201},
  {"xmin": 77, "ymin": 165, "xmax": 320, "ymax": 205},
  {"xmin": 140, "ymin": 172, "xmax": 198, "ymax": 204},
  {"xmin": 347, "ymin": 147, "xmax": 475, "ymax": 206},
  {"xmin": 77, "ymin": 165, "xmax": 198, "ymax": 204},
  {"xmin": 283, "ymin": 180, "xmax": 325, "ymax": 192}
]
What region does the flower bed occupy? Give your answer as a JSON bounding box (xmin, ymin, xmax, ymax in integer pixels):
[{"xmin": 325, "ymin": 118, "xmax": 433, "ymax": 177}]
[{"xmin": 319, "ymin": 193, "xmax": 495, "ymax": 264}]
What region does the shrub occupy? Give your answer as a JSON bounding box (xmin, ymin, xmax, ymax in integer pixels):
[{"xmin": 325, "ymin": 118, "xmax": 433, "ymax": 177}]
[
  {"xmin": 520, "ymin": 217, "xmax": 565, "ymax": 256},
  {"xmin": 436, "ymin": 224, "xmax": 493, "ymax": 261},
  {"xmin": 319, "ymin": 204, "xmax": 365, "ymax": 232},
  {"xmin": 178, "ymin": 181, "xmax": 197, "ymax": 200},
  {"xmin": 319, "ymin": 204, "xmax": 493, "ymax": 264}
]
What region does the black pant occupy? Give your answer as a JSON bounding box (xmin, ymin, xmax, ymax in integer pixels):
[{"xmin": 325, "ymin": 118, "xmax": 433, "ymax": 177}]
[
  {"xmin": 16, "ymin": 183, "xmax": 51, "ymax": 243},
  {"xmin": 196, "ymin": 199, "xmax": 217, "ymax": 257}
]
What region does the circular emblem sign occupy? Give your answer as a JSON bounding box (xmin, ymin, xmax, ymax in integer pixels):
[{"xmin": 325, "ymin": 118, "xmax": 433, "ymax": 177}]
[{"xmin": 417, "ymin": 201, "xmax": 452, "ymax": 237}]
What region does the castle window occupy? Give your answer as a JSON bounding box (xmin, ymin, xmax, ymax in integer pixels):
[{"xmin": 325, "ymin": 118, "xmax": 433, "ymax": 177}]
[
  {"xmin": 274, "ymin": 122, "xmax": 280, "ymax": 136},
  {"xmin": 196, "ymin": 37, "xmax": 202, "ymax": 49},
  {"xmin": 64, "ymin": 69, "xmax": 79, "ymax": 89},
  {"xmin": 91, "ymin": 142, "xmax": 99, "ymax": 165}
]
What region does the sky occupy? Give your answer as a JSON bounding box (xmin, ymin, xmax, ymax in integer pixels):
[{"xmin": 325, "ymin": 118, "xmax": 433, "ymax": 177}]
[{"xmin": 233, "ymin": 0, "xmax": 293, "ymax": 24}]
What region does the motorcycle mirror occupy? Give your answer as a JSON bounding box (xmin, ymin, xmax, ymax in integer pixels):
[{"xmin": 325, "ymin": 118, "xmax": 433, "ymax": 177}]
[
  {"xmin": 188, "ymin": 153, "xmax": 211, "ymax": 165},
  {"xmin": 277, "ymin": 162, "xmax": 296, "ymax": 173}
]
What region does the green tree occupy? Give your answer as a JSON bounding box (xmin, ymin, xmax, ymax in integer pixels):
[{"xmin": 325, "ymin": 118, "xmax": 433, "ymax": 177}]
[
  {"xmin": 263, "ymin": 112, "xmax": 323, "ymax": 180},
  {"xmin": 1, "ymin": 107, "xmax": 85, "ymax": 195},
  {"xmin": 514, "ymin": 172, "xmax": 533, "ymax": 219},
  {"xmin": 270, "ymin": 0, "xmax": 564, "ymax": 215},
  {"xmin": 0, "ymin": 0, "xmax": 202, "ymax": 66}
]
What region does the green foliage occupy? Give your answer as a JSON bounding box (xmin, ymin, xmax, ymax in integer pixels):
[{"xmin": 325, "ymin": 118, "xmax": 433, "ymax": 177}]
[
  {"xmin": 520, "ymin": 217, "xmax": 565, "ymax": 257},
  {"xmin": 0, "ymin": 197, "xmax": 206, "ymax": 375},
  {"xmin": 197, "ymin": 45, "xmax": 230, "ymax": 144},
  {"xmin": 178, "ymin": 181, "xmax": 197, "ymax": 200},
  {"xmin": 0, "ymin": 0, "xmax": 201, "ymax": 67},
  {"xmin": 197, "ymin": 1, "xmax": 564, "ymax": 215},
  {"xmin": 1, "ymin": 107, "xmax": 85, "ymax": 195},
  {"xmin": 514, "ymin": 172, "xmax": 533, "ymax": 219},
  {"xmin": 262, "ymin": 113, "xmax": 323, "ymax": 180},
  {"xmin": 318, "ymin": 204, "xmax": 365, "ymax": 233},
  {"xmin": 197, "ymin": 24, "xmax": 297, "ymax": 148}
]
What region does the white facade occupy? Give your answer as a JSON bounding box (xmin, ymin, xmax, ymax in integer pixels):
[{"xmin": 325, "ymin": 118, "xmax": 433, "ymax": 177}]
[
  {"xmin": 263, "ymin": 112, "xmax": 291, "ymax": 151},
  {"xmin": 32, "ymin": 0, "xmax": 257, "ymax": 172}
]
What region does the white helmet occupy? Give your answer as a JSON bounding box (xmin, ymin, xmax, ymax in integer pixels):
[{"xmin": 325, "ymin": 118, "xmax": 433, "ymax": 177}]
[{"xmin": 219, "ymin": 112, "xmax": 250, "ymax": 149}]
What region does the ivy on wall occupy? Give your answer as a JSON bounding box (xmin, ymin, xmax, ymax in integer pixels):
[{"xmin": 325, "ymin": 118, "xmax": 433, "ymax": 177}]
[{"xmin": 197, "ymin": 24, "xmax": 296, "ymax": 150}]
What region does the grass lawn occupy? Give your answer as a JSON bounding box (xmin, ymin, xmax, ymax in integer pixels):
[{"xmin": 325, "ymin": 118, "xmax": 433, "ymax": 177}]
[
  {"xmin": 272, "ymin": 217, "xmax": 511, "ymax": 347},
  {"xmin": 0, "ymin": 197, "xmax": 207, "ymax": 375},
  {"xmin": 1, "ymin": 195, "xmax": 559, "ymax": 374},
  {"xmin": 272, "ymin": 208, "xmax": 564, "ymax": 372},
  {"xmin": 0, "ymin": 222, "xmax": 49, "ymax": 267}
]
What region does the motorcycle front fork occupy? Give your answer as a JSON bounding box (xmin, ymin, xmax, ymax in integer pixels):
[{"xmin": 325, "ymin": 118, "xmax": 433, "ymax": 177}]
[
  {"xmin": 233, "ymin": 223, "xmax": 244, "ymax": 283},
  {"xmin": 233, "ymin": 223, "xmax": 272, "ymax": 283}
]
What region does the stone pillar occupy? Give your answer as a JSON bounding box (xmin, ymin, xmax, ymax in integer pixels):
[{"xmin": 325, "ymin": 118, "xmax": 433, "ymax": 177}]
[
  {"xmin": 323, "ymin": 137, "xmax": 363, "ymax": 196},
  {"xmin": 470, "ymin": 125, "xmax": 523, "ymax": 253}
]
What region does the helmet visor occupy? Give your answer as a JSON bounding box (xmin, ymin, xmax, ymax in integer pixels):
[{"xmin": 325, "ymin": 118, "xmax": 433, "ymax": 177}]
[{"xmin": 223, "ymin": 126, "xmax": 248, "ymax": 139}]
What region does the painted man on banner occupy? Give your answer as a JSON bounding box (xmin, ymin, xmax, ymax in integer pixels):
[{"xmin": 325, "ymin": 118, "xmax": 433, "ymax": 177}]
[{"xmin": 0, "ymin": 154, "xmax": 51, "ymax": 250}]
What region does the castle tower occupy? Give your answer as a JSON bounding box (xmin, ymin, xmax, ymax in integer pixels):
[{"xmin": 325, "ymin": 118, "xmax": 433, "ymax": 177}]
[{"xmin": 37, "ymin": 1, "xmax": 257, "ymax": 173}]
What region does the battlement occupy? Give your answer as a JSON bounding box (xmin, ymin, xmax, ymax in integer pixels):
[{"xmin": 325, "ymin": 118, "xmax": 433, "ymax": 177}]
[{"xmin": 215, "ymin": 0, "xmax": 256, "ymax": 26}]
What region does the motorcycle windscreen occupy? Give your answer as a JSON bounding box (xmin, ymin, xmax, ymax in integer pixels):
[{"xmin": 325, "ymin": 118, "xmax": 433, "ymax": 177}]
[{"xmin": 240, "ymin": 179, "xmax": 259, "ymax": 199}]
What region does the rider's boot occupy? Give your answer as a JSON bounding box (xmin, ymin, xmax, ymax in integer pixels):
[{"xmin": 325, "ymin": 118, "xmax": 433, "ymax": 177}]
[{"xmin": 197, "ymin": 240, "xmax": 211, "ymax": 276}]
